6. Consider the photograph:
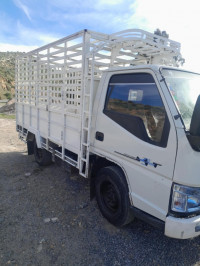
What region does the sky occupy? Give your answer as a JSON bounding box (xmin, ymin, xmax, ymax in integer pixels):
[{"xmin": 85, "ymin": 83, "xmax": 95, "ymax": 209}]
[{"xmin": 0, "ymin": 0, "xmax": 200, "ymax": 71}]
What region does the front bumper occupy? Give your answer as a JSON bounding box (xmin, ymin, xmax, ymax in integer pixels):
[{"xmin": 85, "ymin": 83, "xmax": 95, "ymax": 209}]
[{"xmin": 165, "ymin": 215, "xmax": 200, "ymax": 239}]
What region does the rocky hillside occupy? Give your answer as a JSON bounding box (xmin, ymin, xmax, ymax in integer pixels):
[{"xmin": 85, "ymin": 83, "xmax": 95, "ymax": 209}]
[{"xmin": 0, "ymin": 52, "xmax": 24, "ymax": 100}]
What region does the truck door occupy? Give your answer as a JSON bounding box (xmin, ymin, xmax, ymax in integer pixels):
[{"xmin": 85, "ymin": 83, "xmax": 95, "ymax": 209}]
[{"xmin": 93, "ymin": 70, "xmax": 177, "ymax": 221}]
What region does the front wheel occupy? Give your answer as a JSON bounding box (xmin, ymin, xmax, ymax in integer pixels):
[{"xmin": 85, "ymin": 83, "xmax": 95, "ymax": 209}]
[
  {"xmin": 95, "ymin": 166, "xmax": 134, "ymax": 226},
  {"xmin": 34, "ymin": 140, "xmax": 52, "ymax": 166}
]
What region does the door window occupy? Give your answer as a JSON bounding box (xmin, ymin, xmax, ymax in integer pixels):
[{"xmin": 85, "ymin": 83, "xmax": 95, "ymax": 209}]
[{"xmin": 104, "ymin": 73, "xmax": 170, "ymax": 147}]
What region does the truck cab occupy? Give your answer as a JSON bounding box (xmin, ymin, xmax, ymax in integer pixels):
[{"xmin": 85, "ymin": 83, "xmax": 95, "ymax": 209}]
[{"xmin": 91, "ymin": 65, "xmax": 200, "ymax": 239}]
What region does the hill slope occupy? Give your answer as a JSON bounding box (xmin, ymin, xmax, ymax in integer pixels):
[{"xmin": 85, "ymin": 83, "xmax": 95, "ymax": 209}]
[{"xmin": 0, "ymin": 52, "xmax": 24, "ymax": 100}]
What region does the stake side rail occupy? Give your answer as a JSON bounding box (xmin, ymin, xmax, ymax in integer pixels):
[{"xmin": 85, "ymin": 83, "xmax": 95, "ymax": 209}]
[{"xmin": 16, "ymin": 29, "xmax": 184, "ymax": 177}]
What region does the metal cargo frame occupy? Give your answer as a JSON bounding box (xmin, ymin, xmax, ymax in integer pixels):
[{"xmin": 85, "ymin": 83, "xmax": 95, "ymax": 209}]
[{"xmin": 15, "ymin": 29, "xmax": 183, "ymax": 177}]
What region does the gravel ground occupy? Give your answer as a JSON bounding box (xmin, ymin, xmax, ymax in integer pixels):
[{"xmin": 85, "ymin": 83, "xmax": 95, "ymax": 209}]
[{"xmin": 1, "ymin": 118, "xmax": 200, "ymax": 266}]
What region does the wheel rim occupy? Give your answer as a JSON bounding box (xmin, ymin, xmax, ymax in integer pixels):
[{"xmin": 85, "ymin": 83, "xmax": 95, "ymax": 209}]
[{"xmin": 100, "ymin": 180, "xmax": 119, "ymax": 213}]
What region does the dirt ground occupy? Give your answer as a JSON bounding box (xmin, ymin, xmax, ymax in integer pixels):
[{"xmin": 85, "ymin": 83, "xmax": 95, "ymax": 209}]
[{"xmin": 1, "ymin": 118, "xmax": 200, "ymax": 266}]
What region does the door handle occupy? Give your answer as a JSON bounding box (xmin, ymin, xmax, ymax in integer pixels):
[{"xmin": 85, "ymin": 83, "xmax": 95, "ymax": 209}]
[{"xmin": 96, "ymin": 131, "xmax": 104, "ymax": 141}]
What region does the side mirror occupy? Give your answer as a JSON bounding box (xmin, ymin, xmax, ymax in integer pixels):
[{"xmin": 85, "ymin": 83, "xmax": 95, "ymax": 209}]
[{"xmin": 190, "ymin": 95, "xmax": 200, "ymax": 136}]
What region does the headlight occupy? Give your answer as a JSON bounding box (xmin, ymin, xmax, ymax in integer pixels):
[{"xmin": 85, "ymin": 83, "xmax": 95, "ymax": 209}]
[{"xmin": 171, "ymin": 184, "xmax": 200, "ymax": 214}]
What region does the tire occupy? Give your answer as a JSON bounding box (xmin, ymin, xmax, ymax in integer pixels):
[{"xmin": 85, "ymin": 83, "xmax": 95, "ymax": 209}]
[
  {"xmin": 34, "ymin": 140, "xmax": 52, "ymax": 166},
  {"xmin": 95, "ymin": 166, "xmax": 134, "ymax": 226}
]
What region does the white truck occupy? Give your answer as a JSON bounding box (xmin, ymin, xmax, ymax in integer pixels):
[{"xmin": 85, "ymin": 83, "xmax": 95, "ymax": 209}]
[{"xmin": 15, "ymin": 29, "xmax": 200, "ymax": 239}]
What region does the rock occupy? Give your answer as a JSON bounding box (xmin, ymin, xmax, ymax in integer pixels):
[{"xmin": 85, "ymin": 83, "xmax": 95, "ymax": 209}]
[
  {"xmin": 24, "ymin": 172, "xmax": 31, "ymax": 177},
  {"xmin": 78, "ymin": 222, "xmax": 82, "ymax": 227},
  {"xmin": 37, "ymin": 244, "xmax": 43, "ymax": 253},
  {"xmin": 51, "ymin": 217, "xmax": 58, "ymax": 223},
  {"xmin": 44, "ymin": 218, "xmax": 51, "ymax": 223},
  {"xmin": 0, "ymin": 103, "xmax": 15, "ymax": 114},
  {"xmin": 44, "ymin": 217, "xmax": 58, "ymax": 223},
  {"xmin": 79, "ymin": 203, "xmax": 88, "ymax": 209},
  {"xmin": 39, "ymin": 238, "xmax": 45, "ymax": 244}
]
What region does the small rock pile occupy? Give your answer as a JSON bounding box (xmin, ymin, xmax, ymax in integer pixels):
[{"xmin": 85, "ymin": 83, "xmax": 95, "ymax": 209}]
[{"xmin": 0, "ymin": 99, "xmax": 15, "ymax": 114}]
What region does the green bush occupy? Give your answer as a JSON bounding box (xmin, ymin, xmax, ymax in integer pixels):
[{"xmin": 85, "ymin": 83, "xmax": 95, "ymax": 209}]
[{"xmin": 4, "ymin": 92, "xmax": 12, "ymax": 100}]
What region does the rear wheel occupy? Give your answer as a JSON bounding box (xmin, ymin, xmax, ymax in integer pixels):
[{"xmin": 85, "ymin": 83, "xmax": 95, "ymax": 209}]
[
  {"xmin": 34, "ymin": 140, "xmax": 52, "ymax": 166},
  {"xmin": 95, "ymin": 166, "xmax": 134, "ymax": 226}
]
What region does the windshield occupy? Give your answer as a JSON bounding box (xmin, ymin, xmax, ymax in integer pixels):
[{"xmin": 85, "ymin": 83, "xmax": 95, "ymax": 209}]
[{"xmin": 161, "ymin": 69, "xmax": 200, "ymax": 130}]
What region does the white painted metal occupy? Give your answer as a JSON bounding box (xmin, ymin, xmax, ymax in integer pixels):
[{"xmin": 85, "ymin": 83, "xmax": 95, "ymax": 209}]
[
  {"xmin": 173, "ymin": 128, "xmax": 200, "ymax": 187},
  {"xmin": 165, "ymin": 215, "xmax": 200, "ymax": 239},
  {"xmin": 16, "ymin": 29, "xmax": 183, "ymax": 177}
]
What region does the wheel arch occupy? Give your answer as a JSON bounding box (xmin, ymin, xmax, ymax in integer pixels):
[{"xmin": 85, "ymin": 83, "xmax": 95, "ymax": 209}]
[{"xmin": 89, "ymin": 154, "xmax": 131, "ymax": 202}]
